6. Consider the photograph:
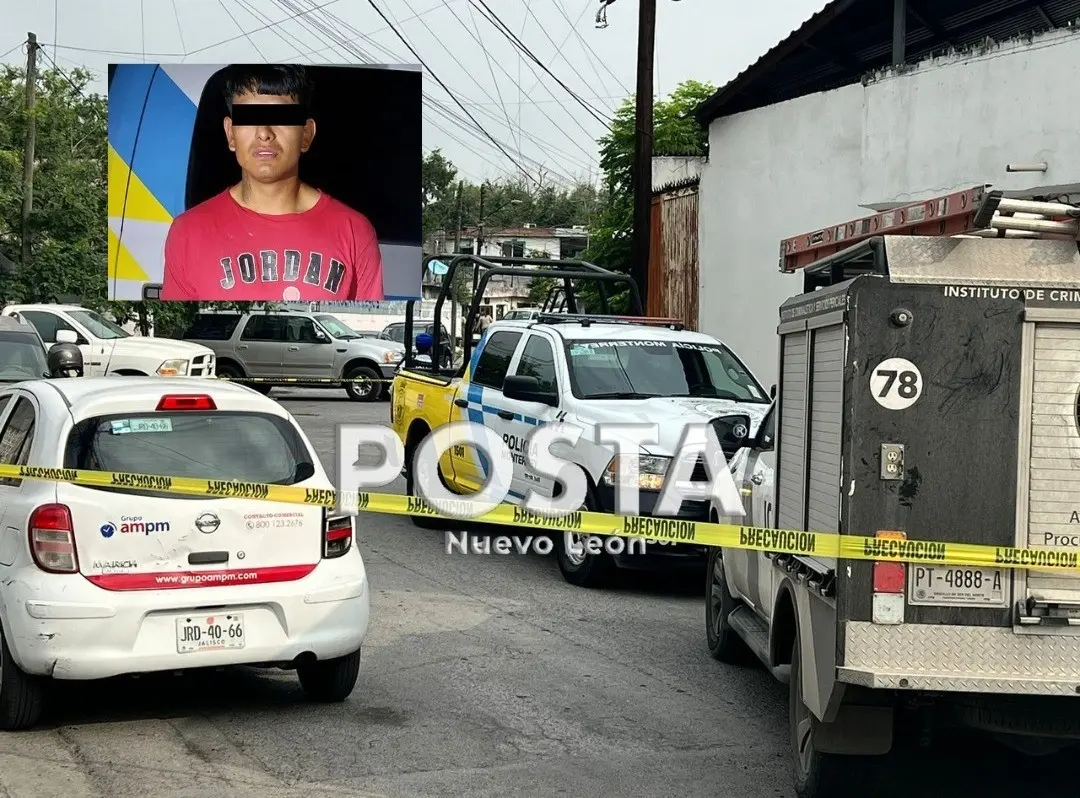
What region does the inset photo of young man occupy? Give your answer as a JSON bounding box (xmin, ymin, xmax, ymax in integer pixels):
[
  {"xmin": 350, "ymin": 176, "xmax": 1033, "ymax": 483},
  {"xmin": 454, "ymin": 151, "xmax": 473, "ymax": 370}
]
[{"xmin": 106, "ymin": 62, "xmax": 422, "ymax": 302}]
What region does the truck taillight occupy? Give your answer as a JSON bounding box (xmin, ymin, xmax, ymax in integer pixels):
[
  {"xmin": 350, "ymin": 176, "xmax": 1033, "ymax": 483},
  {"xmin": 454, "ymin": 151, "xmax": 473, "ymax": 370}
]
[
  {"xmin": 29, "ymin": 504, "xmax": 79, "ymax": 573},
  {"xmin": 872, "ymin": 530, "xmax": 905, "ymax": 625},
  {"xmin": 323, "ymin": 511, "xmax": 353, "ymax": 559}
]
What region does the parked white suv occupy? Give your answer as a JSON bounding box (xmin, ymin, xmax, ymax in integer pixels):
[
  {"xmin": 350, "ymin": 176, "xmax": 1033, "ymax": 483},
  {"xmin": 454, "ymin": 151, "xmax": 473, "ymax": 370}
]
[{"xmin": 1, "ymin": 304, "xmax": 215, "ymax": 378}]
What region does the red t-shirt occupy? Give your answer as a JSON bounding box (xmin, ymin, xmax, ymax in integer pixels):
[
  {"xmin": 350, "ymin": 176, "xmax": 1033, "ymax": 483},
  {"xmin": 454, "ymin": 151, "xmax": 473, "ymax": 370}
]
[{"xmin": 160, "ymin": 189, "xmax": 384, "ymax": 302}]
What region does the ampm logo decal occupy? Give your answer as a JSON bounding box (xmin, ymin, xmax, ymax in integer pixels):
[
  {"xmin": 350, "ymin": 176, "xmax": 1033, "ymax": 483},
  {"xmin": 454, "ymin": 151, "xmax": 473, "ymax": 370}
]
[{"xmin": 103, "ymin": 516, "xmax": 172, "ymax": 536}]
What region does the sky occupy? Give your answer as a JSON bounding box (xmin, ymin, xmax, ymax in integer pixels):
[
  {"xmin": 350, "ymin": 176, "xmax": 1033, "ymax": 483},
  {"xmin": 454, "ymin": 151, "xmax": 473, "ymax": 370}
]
[{"xmin": 1, "ymin": 0, "xmax": 826, "ymax": 188}]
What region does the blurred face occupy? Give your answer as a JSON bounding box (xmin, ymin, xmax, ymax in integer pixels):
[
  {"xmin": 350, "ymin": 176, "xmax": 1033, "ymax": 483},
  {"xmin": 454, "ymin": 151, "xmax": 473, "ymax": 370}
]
[{"xmin": 224, "ymin": 92, "xmax": 315, "ymax": 183}]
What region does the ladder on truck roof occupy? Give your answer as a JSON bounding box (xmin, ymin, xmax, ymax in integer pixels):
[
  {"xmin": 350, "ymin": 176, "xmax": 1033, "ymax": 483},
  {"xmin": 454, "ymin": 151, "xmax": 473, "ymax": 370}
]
[{"xmin": 779, "ymin": 186, "xmax": 1080, "ymax": 289}]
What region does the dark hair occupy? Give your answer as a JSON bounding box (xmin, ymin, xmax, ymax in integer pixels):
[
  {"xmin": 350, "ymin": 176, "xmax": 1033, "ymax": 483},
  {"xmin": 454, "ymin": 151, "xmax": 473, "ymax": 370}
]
[{"xmin": 221, "ymin": 64, "xmax": 312, "ymax": 111}]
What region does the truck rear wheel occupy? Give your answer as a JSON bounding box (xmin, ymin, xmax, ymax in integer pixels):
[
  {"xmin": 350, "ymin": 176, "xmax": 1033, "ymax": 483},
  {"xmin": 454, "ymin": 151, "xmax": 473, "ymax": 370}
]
[
  {"xmin": 344, "ymin": 366, "xmax": 380, "ymax": 402},
  {"xmin": 789, "ymin": 636, "xmax": 853, "ymax": 798},
  {"xmin": 405, "ymin": 438, "xmax": 445, "ymax": 530}
]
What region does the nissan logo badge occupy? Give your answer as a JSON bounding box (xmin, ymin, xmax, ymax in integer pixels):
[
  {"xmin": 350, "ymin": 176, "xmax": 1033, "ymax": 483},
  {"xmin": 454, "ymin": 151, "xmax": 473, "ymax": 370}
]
[{"xmin": 195, "ymin": 512, "xmax": 221, "ymax": 534}]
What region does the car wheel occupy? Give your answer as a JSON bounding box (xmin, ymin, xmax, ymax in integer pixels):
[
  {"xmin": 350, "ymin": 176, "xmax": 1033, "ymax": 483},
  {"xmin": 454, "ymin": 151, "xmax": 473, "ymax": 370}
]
[
  {"xmin": 216, "ymin": 362, "xmax": 271, "ymax": 393},
  {"xmin": 0, "ymin": 627, "xmax": 46, "ymax": 730},
  {"xmin": 790, "ymin": 636, "xmax": 853, "ymax": 798},
  {"xmin": 345, "ymin": 366, "xmax": 380, "ymax": 402},
  {"xmin": 554, "ymin": 480, "xmax": 614, "ymax": 588},
  {"xmin": 705, "ymin": 547, "xmax": 752, "ymax": 664},
  {"xmin": 405, "ymin": 439, "xmax": 444, "ymax": 529},
  {"xmin": 297, "ymin": 648, "xmax": 361, "ymax": 702}
]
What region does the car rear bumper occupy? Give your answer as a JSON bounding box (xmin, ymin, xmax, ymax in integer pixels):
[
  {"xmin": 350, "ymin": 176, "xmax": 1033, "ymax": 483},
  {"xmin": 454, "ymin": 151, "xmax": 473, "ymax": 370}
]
[
  {"xmin": 0, "ymin": 553, "xmax": 369, "ymax": 680},
  {"xmin": 839, "ymin": 621, "xmax": 1080, "ymax": 697}
]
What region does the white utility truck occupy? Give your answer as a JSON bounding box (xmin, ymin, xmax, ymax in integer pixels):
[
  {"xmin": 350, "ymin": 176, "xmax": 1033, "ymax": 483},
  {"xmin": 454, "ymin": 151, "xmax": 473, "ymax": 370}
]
[
  {"xmin": 706, "ymin": 186, "xmax": 1080, "ymax": 796},
  {"xmin": 1, "ymin": 304, "xmax": 215, "ymax": 378}
]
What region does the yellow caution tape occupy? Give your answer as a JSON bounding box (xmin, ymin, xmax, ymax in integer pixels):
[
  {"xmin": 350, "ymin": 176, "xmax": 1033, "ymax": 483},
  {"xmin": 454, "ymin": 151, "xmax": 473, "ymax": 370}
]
[{"xmin": 7, "ymin": 463, "xmax": 1079, "ymax": 573}]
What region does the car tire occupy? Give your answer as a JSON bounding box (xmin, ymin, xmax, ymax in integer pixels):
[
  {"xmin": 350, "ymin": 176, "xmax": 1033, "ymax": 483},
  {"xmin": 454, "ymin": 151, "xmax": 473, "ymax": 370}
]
[
  {"xmin": 297, "ymin": 648, "xmax": 361, "ymax": 702},
  {"xmin": 405, "ymin": 439, "xmax": 444, "ymax": 529},
  {"xmin": 790, "ymin": 636, "xmax": 855, "ymax": 798},
  {"xmin": 345, "ymin": 366, "xmax": 380, "ymax": 402},
  {"xmin": 554, "ymin": 480, "xmax": 614, "ymax": 588},
  {"xmin": 705, "ymin": 547, "xmax": 752, "ymax": 664},
  {"xmin": 0, "ymin": 627, "xmax": 46, "ymax": 730}
]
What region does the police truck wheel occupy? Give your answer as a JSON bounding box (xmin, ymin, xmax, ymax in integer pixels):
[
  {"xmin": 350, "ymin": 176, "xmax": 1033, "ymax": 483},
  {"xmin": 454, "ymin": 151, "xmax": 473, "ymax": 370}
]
[
  {"xmin": 406, "ymin": 441, "xmax": 443, "ymax": 529},
  {"xmin": 555, "ymin": 482, "xmax": 614, "ymax": 588},
  {"xmin": 0, "ymin": 627, "xmax": 46, "ymax": 730},
  {"xmin": 705, "ymin": 547, "xmax": 751, "ymax": 664},
  {"xmin": 790, "ymin": 636, "xmax": 851, "ymax": 798},
  {"xmin": 345, "ymin": 366, "xmax": 380, "ymax": 402},
  {"xmin": 297, "ymin": 648, "xmax": 361, "ymax": 702}
]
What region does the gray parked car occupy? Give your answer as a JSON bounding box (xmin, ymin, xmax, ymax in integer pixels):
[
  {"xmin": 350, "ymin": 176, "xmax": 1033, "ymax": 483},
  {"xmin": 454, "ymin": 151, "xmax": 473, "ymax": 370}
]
[{"xmin": 181, "ymin": 310, "xmax": 405, "ymax": 401}]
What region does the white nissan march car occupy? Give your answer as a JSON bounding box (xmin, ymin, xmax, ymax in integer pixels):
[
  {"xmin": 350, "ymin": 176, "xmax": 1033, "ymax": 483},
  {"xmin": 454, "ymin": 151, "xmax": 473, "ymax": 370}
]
[{"xmin": 0, "ymin": 378, "xmax": 370, "ymax": 729}]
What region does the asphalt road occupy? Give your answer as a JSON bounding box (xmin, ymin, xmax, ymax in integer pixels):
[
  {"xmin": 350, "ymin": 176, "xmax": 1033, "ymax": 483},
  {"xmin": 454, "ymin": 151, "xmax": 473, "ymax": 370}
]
[{"xmin": 2, "ymin": 387, "xmax": 1075, "ymax": 798}]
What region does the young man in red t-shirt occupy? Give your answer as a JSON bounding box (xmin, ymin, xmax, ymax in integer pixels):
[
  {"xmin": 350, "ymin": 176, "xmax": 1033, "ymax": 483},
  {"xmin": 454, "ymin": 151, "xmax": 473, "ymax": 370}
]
[{"xmin": 160, "ymin": 64, "xmax": 384, "ymax": 302}]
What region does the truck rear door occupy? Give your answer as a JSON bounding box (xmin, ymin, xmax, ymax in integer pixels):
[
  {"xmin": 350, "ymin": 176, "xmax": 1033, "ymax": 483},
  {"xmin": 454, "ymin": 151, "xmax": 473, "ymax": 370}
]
[{"xmin": 1017, "ymin": 316, "xmax": 1080, "ymax": 623}]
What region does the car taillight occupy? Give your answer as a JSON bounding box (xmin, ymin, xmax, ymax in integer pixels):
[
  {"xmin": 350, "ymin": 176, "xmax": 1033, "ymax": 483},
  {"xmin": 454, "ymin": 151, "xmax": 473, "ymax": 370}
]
[
  {"xmin": 872, "ymin": 530, "xmax": 905, "ymax": 625},
  {"xmin": 157, "ymin": 394, "xmax": 216, "ymax": 411},
  {"xmin": 29, "ymin": 504, "xmax": 79, "ymax": 574},
  {"xmin": 323, "ymin": 511, "xmax": 353, "ymax": 558}
]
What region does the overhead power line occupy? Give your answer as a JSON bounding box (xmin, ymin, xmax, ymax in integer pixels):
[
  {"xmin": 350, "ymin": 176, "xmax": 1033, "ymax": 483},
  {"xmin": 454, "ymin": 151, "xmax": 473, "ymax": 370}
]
[{"xmin": 468, "ymin": 0, "xmax": 611, "ymax": 127}]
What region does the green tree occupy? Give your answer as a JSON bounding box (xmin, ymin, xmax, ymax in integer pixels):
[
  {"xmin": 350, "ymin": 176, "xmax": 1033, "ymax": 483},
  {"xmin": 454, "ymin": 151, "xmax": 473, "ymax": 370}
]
[
  {"xmin": 0, "ymin": 64, "xmax": 107, "ymax": 305},
  {"xmin": 581, "ymin": 79, "xmax": 716, "ymax": 310},
  {"xmin": 0, "ymin": 63, "xmax": 274, "ymax": 336}
]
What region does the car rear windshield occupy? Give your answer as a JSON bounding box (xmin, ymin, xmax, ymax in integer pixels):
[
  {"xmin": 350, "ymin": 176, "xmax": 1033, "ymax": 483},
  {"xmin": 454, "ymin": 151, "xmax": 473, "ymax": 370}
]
[
  {"xmin": 64, "ymin": 411, "xmax": 314, "ymax": 495},
  {"xmin": 565, "ymin": 339, "xmax": 770, "ymax": 403}
]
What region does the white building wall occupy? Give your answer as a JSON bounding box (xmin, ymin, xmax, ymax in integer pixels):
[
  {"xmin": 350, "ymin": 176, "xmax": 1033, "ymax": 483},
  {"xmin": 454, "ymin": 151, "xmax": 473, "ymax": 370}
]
[{"xmin": 699, "ymin": 27, "xmax": 1080, "ymax": 388}]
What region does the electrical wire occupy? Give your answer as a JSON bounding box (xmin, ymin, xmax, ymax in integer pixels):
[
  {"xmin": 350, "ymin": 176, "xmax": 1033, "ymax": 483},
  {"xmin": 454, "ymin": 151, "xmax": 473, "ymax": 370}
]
[
  {"xmin": 437, "ymin": 0, "xmax": 600, "ymax": 161},
  {"xmin": 468, "ymin": 0, "xmax": 611, "ymax": 126},
  {"xmin": 551, "ymin": 0, "xmax": 629, "ymax": 96},
  {"xmin": 521, "ymin": 0, "xmax": 618, "ymax": 110},
  {"xmin": 284, "ymin": 0, "xmax": 599, "ymax": 176},
  {"xmin": 364, "ymin": 0, "xmax": 541, "ymax": 186},
  {"xmin": 0, "ymin": 40, "xmax": 27, "ymax": 62},
  {"xmin": 216, "ymin": 0, "xmax": 270, "ymax": 60}
]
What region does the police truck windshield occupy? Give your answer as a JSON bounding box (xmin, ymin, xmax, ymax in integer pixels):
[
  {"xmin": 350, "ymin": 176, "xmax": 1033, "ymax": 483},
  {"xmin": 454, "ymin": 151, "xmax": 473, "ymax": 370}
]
[
  {"xmin": 565, "ymin": 339, "xmax": 770, "ymax": 402},
  {"xmin": 0, "ymin": 332, "xmax": 48, "ymax": 382}
]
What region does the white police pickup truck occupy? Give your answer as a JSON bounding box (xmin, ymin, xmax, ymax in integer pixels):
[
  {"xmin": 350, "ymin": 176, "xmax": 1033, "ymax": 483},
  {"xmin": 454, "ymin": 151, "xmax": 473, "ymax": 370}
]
[{"xmin": 393, "ymin": 314, "xmax": 774, "ymax": 587}]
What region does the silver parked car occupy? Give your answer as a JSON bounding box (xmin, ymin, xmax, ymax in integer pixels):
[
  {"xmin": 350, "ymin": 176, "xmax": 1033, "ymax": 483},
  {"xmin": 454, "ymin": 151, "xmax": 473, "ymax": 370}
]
[{"xmin": 181, "ymin": 309, "xmax": 405, "ymax": 401}]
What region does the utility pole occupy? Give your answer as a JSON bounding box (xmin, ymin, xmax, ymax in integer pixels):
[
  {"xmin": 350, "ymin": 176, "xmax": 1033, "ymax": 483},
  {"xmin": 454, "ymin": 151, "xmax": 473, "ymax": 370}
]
[
  {"xmin": 451, "ymin": 180, "xmax": 463, "ymax": 355},
  {"xmin": 21, "ymin": 32, "xmax": 38, "ymax": 273},
  {"xmin": 631, "ymin": 0, "xmax": 656, "ymax": 309}
]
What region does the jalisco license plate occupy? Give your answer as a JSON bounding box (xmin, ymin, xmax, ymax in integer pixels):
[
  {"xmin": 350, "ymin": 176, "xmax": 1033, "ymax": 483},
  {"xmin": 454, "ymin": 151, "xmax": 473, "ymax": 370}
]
[
  {"xmin": 176, "ymin": 613, "xmax": 245, "ymax": 654},
  {"xmin": 908, "ymin": 566, "xmax": 1008, "ymax": 607}
]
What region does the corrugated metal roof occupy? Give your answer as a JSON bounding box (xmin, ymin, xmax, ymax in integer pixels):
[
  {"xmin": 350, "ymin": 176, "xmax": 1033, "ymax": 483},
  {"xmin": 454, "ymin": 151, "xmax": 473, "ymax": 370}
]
[{"xmin": 696, "ymin": 0, "xmax": 1080, "ymax": 123}]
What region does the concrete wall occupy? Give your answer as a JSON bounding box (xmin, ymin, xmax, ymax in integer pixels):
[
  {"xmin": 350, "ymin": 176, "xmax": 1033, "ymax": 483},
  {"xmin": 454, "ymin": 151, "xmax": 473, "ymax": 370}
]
[
  {"xmin": 699, "ymin": 26, "xmax": 1080, "ymax": 388},
  {"xmin": 653, "ymin": 156, "xmax": 705, "ymax": 191}
]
